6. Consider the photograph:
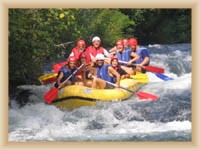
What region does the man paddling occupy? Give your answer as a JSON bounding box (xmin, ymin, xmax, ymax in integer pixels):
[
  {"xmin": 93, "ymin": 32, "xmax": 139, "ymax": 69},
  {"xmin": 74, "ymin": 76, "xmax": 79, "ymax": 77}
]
[
  {"xmin": 128, "ymin": 38, "xmax": 150, "ymax": 73},
  {"xmin": 54, "ymin": 56, "xmax": 77, "ymax": 89}
]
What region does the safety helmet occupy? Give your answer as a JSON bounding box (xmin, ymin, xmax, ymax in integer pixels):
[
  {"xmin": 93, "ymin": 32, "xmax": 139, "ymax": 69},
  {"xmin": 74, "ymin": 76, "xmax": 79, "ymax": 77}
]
[
  {"xmin": 128, "ymin": 38, "xmax": 138, "ymax": 46},
  {"xmin": 110, "ymin": 56, "xmax": 118, "ymax": 63},
  {"xmin": 92, "ymin": 36, "xmax": 101, "ymax": 42},
  {"xmin": 116, "ymin": 40, "xmax": 124, "ymax": 46},
  {"xmin": 68, "ymin": 56, "xmax": 77, "ymax": 63},
  {"xmin": 95, "ymin": 53, "xmax": 104, "ymax": 60},
  {"xmin": 77, "ymin": 40, "xmax": 86, "ymax": 47}
]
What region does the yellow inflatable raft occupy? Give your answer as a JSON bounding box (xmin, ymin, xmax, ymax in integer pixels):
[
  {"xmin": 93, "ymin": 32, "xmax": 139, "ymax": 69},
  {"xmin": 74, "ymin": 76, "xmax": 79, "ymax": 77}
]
[{"xmin": 51, "ymin": 73, "xmax": 148, "ymax": 110}]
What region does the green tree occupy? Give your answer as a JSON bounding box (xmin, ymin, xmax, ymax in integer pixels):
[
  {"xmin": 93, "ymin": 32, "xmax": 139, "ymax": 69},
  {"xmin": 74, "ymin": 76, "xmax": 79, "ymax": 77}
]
[{"xmin": 9, "ymin": 9, "xmax": 132, "ymax": 88}]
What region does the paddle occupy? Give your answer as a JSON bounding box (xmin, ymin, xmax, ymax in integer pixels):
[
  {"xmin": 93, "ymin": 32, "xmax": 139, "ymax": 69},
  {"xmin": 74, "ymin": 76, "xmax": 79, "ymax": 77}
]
[
  {"xmin": 153, "ymin": 72, "xmax": 174, "ymax": 81},
  {"xmin": 40, "ymin": 62, "xmax": 92, "ymax": 85},
  {"xmin": 105, "ymin": 81, "xmax": 158, "ymax": 101},
  {"xmin": 143, "ymin": 65, "xmax": 164, "ymax": 74},
  {"xmin": 116, "ymin": 60, "xmax": 164, "ymax": 73},
  {"xmin": 115, "ymin": 60, "xmax": 173, "ymax": 81},
  {"xmin": 44, "ymin": 64, "xmax": 84, "ymax": 104}
]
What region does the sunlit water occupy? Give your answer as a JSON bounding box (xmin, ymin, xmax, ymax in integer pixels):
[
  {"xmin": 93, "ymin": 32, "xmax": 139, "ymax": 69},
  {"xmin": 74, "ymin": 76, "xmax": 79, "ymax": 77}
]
[{"xmin": 9, "ymin": 43, "xmax": 191, "ymax": 141}]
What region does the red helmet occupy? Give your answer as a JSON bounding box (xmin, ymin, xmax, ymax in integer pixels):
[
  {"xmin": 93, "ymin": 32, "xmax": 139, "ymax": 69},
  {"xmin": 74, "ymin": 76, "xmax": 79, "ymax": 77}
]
[
  {"xmin": 68, "ymin": 56, "xmax": 77, "ymax": 63},
  {"xmin": 128, "ymin": 38, "xmax": 138, "ymax": 46},
  {"xmin": 116, "ymin": 40, "xmax": 124, "ymax": 46},
  {"xmin": 77, "ymin": 40, "xmax": 86, "ymax": 47},
  {"xmin": 110, "ymin": 55, "xmax": 118, "ymax": 63}
]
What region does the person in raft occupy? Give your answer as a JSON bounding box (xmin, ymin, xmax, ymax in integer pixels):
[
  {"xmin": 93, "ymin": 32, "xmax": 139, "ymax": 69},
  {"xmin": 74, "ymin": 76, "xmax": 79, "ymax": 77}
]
[
  {"xmin": 128, "ymin": 38, "xmax": 150, "ymax": 73},
  {"xmin": 54, "ymin": 56, "xmax": 77, "ymax": 89},
  {"xmin": 69, "ymin": 40, "xmax": 87, "ymax": 61},
  {"xmin": 109, "ymin": 38, "xmax": 129, "ymax": 54},
  {"xmin": 85, "ymin": 36, "xmax": 110, "ymax": 63},
  {"xmin": 75, "ymin": 52, "xmax": 96, "ymax": 86},
  {"xmin": 110, "ymin": 56, "xmax": 136, "ymax": 80},
  {"xmin": 88, "ymin": 54, "xmax": 120, "ymax": 89},
  {"xmin": 115, "ymin": 39, "xmax": 139, "ymax": 64}
]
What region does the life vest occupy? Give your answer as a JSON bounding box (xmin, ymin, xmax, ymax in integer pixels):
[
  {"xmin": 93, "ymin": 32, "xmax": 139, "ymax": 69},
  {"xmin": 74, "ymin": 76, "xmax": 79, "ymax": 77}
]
[
  {"xmin": 135, "ymin": 47, "xmax": 150, "ymax": 65},
  {"xmin": 58, "ymin": 66, "xmax": 76, "ymax": 83},
  {"xmin": 97, "ymin": 64, "xmax": 116, "ymax": 83},
  {"xmin": 117, "ymin": 49, "xmax": 131, "ymax": 62},
  {"xmin": 114, "ymin": 66, "xmax": 127, "ymax": 76},
  {"xmin": 71, "ymin": 47, "xmax": 83, "ymax": 60},
  {"xmin": 85, "ymin": 46, "xmax": 104, "ymax": 63}
]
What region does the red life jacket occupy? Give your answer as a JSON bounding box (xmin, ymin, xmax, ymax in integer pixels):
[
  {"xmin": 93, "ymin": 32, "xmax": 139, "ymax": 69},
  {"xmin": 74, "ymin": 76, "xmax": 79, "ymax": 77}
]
[
  {"xmin": 85, "ymin": 46, "xmax": 104, "ymax": 63},
  {"xmin": 72, "ymin": 47, "xmax": 83, "ymax": 60}
]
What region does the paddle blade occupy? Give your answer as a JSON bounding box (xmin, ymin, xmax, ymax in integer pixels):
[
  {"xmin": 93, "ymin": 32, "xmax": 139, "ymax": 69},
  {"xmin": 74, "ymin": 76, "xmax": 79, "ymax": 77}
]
[
  {"xmin": 136, "ymin": 92, "xmax": 158, "ymax": 101},
  {"xmin": 154, "ymin": 73, "xmax": 174, "ymax": 81},
  {"xmin": 44, "ymin": 88, "xmax": 58, "ymax": 104},
  {"xmin": 144, "ymin": 66, "xmax": 164, "ymax": 74}
]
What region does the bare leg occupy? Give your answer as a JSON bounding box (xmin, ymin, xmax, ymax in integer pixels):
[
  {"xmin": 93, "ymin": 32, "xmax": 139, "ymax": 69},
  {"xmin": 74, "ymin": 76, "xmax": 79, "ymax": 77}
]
[
  {"xmin": 121, "ymin": 66, "xmax": 136, "ymax": 75},
  {"xmin": 92, "ymin": 77, "xmax": 106, "ymax": 89},
  {"xmin": 75, "ymin": 75, "xmax": 84, "ymax": 86},
  {"xmin": 86, "ymin": 80, "xmax": 92, "ymax": 87}
]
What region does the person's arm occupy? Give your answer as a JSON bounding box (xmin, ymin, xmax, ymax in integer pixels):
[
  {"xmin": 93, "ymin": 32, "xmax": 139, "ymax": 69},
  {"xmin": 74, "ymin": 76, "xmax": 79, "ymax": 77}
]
[
  {"xmin": 108, "ymin": 66, "xmax": 120, "ymax": 87},
  {"xmin": 139, "ymin": 57, "xmax": 150, "ymax": 66},
  {"xmin": 128, "ymin": 52, "xmax": 139, "ymax": 65},
  {"xmin": 57, "ymin": 72, "xmax": 64, "ymax": 89},
  {"xmin": 108, "ymin": 46, "xmax": 117, "ymax": 53},
  {"xmin": 103, "ymin": 48, "xmax": 110, "ymax": 58},
  {"xmin": 87, "ymin": 67, "xmax": 97, "ymax": 79},
  {"xmin": 69, "ymin": 51, "xmax": 74, "ymax": 57},
  {"xmin": 120, "ymin": 65, "xmax": 135, "ymax": 75},
  {"xmin": 138, "ymin": 50, "xmax": 150, "ymax": 66}
]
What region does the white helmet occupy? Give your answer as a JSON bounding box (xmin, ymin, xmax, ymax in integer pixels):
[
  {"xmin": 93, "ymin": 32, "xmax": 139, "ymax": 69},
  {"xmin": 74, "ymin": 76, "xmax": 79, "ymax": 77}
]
[
  {"xmin": 95, "ymin": 53, "xmax": 104, "ymax": 60},
  {"xmin": 92, "ymin": 36, "xmax": 101, "ymax": 42}
]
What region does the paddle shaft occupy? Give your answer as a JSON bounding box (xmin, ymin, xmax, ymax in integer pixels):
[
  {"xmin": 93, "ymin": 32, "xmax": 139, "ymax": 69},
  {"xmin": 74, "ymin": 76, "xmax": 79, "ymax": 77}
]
[
  {"xmin": 60, "ymin": 64, "xmax": 84, "ymax": 87},
  {"xmin": 105, "ymin": 80, "xmax": 133, "ymax": 93},
  {"xmin": 117, "ymin": 60, "xmax": 137, "ymax": 67},
  {"xmin": 105, "ymin": 80, "xmax": 158, "ymax": 100},
  {"xmin": 104, "ymin": 58, "xmax": 136, "ymax": 67}
]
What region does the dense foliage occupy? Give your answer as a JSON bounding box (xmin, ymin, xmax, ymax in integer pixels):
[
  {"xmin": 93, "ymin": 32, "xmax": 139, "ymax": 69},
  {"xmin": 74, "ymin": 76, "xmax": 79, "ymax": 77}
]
[
  {"xmin": 9, "ymin": 9, "xmax": 191, "ymax": 87},
  {"xmin": 120, "ymin": 9, "xmax": 191, "ymax": 44}
]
